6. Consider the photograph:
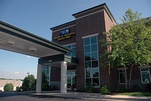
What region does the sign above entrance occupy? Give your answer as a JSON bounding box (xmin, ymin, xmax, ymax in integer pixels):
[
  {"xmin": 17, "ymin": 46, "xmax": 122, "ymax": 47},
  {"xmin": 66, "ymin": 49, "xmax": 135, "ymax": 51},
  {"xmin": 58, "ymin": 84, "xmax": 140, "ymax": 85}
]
[{"xmin": 54, "ymin": 28, "xmax": 75, "ymax": 41}]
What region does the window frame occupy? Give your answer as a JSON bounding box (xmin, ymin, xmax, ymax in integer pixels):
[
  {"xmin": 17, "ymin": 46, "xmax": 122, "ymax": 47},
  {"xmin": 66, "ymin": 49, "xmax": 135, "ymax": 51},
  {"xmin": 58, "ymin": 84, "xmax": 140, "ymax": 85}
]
[
  {"xmin": 117, "ymin": 68, "xmax": 126, "ymax": 84},
  {"xmin": 64, "ymin": 43, "xmax": 76, "ymax": 57},
  {"xmin": 83, "ymin": 34, "xmax": 100, "ymax": 88},
  {"xmin": 139, "ymin": 66, "xmax": 151, "ymax": 84}
]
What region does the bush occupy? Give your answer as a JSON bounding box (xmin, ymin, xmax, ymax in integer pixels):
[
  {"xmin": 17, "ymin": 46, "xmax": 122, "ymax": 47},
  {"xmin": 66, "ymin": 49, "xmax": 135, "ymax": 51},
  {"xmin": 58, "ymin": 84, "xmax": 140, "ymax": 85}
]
[
  {"xmin": 146, "ymin": 83, "xmax": 151, "ymax": 90},
  {"xmin": 22, "ymin": 74, "xmax": 36, "ymax": 91},
  {"xmin": 100, "ymin": 85, "xmax": 110, "ymax": 94},
  {"xmin": 4, "ymin": 83, "xmax": 14, "ymax": 92},
  {"xmin": 115, "ymin": 85, "xmax": 126, "ymax": 93},
  {"xmin": 16, "ymin": 86, "xmax": 22, "ymax": 92},
  {"xmin": 86, "ymin": 85, "xmax": 94, "ymax": 93}
]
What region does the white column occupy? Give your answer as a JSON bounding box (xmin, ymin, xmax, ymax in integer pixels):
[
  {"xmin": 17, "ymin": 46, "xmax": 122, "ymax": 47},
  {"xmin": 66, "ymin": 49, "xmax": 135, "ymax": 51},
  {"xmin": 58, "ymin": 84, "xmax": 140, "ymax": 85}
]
[
  {"xmin": 36, "ymin": 64, "xmax": 42, "ymax": 93},
  {"xmin": 60, "ymin": 61, "xmax": 67, "ymax": 94}
]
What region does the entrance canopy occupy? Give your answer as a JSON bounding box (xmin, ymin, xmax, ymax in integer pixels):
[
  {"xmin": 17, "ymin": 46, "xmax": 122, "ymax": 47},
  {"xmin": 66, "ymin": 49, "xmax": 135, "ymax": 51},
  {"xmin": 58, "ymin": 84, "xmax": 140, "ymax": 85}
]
[
  {"xmin": 0, "ymin": 20, "xmax": 70, "ymax": 58},
  {"xmin": 0, "ymin": 20, "xmax": 78, "ymax": 94}
]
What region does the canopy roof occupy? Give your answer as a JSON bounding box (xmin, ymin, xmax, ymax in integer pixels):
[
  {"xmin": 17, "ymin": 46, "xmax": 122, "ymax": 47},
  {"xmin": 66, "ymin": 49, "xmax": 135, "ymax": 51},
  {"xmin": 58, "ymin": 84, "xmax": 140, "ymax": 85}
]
[{"xmin": 0, "ymin": 20, "xmax": 71, "ymax": 58}]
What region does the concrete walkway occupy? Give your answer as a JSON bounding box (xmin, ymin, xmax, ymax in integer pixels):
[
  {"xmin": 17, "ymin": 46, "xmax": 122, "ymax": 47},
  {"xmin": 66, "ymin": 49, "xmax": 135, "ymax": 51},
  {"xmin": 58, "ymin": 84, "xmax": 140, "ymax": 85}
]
[{"xmin": 32, "ymin": 91, "xmax": 151, "ymax": 100}]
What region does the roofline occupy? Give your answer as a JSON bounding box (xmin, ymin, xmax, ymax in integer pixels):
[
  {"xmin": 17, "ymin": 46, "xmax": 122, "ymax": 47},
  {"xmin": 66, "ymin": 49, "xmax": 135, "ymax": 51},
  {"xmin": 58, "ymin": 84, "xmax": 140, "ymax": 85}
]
[
  {"xmin": 0, "ymin": 20, "xmax": 71, "ymax": 53},
  {"xmin": 50, "ymin": 20, "xmax": 75, "ymax": 31},
  {"xmin": 72, "ymin": 3, "xmax": 105, "ymax": 16},
  {"xmin": 72, "ymin": 3, "xmax": 117, "ymax": 24}
]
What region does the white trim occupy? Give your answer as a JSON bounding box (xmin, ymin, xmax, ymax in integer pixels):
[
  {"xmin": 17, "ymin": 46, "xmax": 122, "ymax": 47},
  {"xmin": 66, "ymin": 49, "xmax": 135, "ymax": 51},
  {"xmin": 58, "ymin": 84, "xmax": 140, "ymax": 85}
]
[
  {"xmin": 75, "ymin": 10, "xmax": 104, "ymax": 20},
  {"xmin": 52, "ymin": 24, "xmax": 76, "ymax": 33},
  {"xmin": 140, "ymin": 67, "xmax": 151, "ymax": 84},
  {"xmin": 82, "ymin": 33, "xmax": 99, "ymax": 39},
  {"xmin": 138, "ymin": 66, "xmax": 150, "ymax": 68}
]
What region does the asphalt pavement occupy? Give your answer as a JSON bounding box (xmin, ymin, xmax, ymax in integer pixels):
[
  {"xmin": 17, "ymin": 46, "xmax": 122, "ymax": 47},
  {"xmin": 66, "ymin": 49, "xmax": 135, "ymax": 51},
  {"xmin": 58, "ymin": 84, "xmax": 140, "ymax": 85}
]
[{"xmin": 0, "ymin": 91, "xmax": 151, "ymax": 101}]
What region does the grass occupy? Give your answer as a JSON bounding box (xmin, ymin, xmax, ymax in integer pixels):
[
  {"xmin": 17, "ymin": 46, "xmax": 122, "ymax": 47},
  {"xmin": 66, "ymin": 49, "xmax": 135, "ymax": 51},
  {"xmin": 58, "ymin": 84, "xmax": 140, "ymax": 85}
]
[{"xmin": 117, "ymin": 92, "xmax": 151, "ymax": 97}]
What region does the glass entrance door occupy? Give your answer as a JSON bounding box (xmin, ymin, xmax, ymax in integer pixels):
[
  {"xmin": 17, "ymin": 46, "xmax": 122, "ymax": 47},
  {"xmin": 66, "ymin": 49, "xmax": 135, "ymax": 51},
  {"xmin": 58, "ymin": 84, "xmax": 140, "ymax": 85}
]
[{"xmin": 67, "ymin": 71, "xmax": 76, "ymax": 90}]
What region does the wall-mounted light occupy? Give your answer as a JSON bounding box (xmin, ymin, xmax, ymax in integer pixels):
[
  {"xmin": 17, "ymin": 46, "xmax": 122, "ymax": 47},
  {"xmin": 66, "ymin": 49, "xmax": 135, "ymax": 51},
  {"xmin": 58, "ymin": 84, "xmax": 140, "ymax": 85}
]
[
  {"xmin": 29, "ymin": 47, "xmax": 37, "ymax": 52},
  {"xmin": 6, "ymin": 41, "xmax": 15, "ymax": 45}
]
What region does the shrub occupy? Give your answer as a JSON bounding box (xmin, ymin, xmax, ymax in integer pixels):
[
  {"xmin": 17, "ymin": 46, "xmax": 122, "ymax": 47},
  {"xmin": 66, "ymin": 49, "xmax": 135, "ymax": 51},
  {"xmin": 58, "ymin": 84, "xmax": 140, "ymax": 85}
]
[
  {"xmin": 100, "ymin": 85, "xmax": 110, "ymax": 94},
  {"xmin": 146, "ymin": 83, "xmax": 151, "ymax": 90},
  {"xmin": 4, "ymin": 83, "xmax": 14, "ymax": 92},
  {"xmin": 16, "ymin": 86, "xmax": 22, "ymax": 92},
  {"xmin": 115, "ymin": 85, "xmax": 126, "ymax": 93},
  {"xmin": 86, "ymin": 84, "xmax": 94, "ymax": 93}
]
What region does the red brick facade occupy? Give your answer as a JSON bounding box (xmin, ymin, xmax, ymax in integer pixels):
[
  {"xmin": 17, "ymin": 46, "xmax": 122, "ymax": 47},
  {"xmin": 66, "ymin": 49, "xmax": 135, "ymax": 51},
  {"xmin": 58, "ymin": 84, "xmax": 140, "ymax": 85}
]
[{"xmin": 50, "ymin": 3, "xmax": 151, "ymax": 91}]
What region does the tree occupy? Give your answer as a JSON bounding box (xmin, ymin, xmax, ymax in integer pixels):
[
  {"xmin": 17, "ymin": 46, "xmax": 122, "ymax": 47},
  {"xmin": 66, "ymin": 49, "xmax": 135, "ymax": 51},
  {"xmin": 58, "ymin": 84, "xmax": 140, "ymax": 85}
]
[
  {"xmin": 101, "ymin": 9, "xmax": 151, "ymax": 89},
  {"xmin": 22, "ymin": 74, "xmax": 36, "ymax": 91},
  {"xmin": 4, "ymin": 83, "xmax": 14, "ymax": 92}
]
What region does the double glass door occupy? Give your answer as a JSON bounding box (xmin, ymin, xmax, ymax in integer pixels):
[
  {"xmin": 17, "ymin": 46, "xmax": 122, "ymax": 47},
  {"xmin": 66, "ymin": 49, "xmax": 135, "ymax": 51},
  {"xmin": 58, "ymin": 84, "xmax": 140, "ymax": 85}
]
[{"xmin": 67, "ymin": 71, "xmax": 76, "ymax": 90}]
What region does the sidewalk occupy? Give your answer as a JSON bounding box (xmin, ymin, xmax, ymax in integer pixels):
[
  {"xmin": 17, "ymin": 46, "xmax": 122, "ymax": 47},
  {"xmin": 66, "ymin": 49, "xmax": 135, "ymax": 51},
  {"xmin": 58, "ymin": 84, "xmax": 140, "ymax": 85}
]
[{"xmin": 32, "ymin": 91, "xmax": 151, "ymax": 100}]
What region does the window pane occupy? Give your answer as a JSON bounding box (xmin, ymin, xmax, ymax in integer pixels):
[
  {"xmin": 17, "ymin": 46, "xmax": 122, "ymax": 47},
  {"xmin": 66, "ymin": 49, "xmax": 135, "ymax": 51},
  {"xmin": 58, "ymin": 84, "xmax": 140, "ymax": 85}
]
[
  {"xmin": 91, "ymin": 44, "xmax": 97, "ymax": 52},
  {"xmin": 72, "ymin": 47, "xmax": 76, "ymax": 57},
  {"xmin": 91, "ymin": 52, "xmax": 98, "ymax": 60},
  {"xmin": 67, "ymin": 45, "xmax": 71, "ymax": 49},
  {"xmin": 72, "ymin": 44, "xmax": 76, "ymax": 48},
  {"xmin": 92, "ymin": 61, "xmax": 98, "ymax": 67},
  {"xmin": 93, "ymin": 78, "xmax": 99, "ymax": 86},
  {"xmin": 86, "ymin": 78, "xmax": 91, "ymax": 86},
  {"xmin": 85, "ymin": 45, "xmax": 90, "ymax": 53},
  {"xmin": 142, "ymin": 73, "xmax": 150, "ymax": 83},
  {"xmin": 119, "ymin": 70, "xmax": 125, "ymax": 83},
  {"xmin": 91, "ymin": 36, "xmax": 97, "ymax": 44},
  {"xmin": 85, "ymin": 61, "xmax": 91, "ymax": 68},
  {"xmin": 85, "ymin": 53, "xmax": 91, "ymax": 61},
  {"xmin": 84, "ymin": 38, "xmax": 90, "ymax": 45},
  {"xmin": 92, "ymin": 68, "xmax": 99, "ymax": 77}
]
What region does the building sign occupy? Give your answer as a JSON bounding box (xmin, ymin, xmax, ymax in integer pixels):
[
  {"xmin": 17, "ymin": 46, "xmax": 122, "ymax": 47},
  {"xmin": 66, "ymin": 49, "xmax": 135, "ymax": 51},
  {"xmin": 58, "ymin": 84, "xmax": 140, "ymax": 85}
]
[{"xmin": 54, "ymin": 28, "xmax": 75, "ymax": 41}]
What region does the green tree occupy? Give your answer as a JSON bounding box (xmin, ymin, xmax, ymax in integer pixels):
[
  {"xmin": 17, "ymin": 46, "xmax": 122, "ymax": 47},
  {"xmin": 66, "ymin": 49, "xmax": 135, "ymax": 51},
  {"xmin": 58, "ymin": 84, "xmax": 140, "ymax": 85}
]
[
  {"xmin": 22, "ymin": 74, "xmax": 36, "ymax": 91},
  {"xmin": 42, "ymin": 72, "xmax": 49, "ymax": 90},
  {"xmin": 101, "ymin": 9, "xmax": 151, "ymax": 89},
  {"xmin": 4, "ymin": 83, "xmax": 14, "ymax": 92}
]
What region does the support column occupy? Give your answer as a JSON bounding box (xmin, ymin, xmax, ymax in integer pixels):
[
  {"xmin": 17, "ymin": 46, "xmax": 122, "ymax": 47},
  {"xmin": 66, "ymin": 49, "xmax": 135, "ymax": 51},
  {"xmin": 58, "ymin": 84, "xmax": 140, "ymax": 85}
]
[
  {"xmin": 36, "ymin": 64, "xmax": 42, "ymax": 93},
  {"xmin": 60, "ymin": 61, "xmax": 67, "ymax": 94}
]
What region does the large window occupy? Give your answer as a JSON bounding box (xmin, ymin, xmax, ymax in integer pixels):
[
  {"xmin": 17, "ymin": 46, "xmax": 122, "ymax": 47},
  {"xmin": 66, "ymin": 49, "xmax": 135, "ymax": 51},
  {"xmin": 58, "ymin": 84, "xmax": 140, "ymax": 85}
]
[
  {"xmin": 118, "ymin": 69, "xmax": 125, "ymax": 84},
  {"xmin": 42, "ymin": 65, "xmax": 50, "ymax": 85},
  {"xmin": 140, "ymin": 67, "xmax": 151, "ymax": 84},
  {"xmin": 84, "ymin": 35, "xmax": 99, "ymax": 87},
  {"xmin": 64, "ymin": 43, "xmax": 76, "ymax": 57}
]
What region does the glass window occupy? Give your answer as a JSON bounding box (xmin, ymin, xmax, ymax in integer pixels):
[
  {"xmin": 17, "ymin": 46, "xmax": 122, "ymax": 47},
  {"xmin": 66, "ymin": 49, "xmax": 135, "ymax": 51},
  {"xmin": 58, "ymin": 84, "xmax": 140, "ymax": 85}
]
[
  {"xmin": 92, "ymin": 52, "xmax": 98, "ymax": 60},
  {"xmin": 93, "ymin": 78, "xmax": 99, "ymax": 86},
  {"xmin": 140, "ymin": 68, "xmax": 151, "ymax": 84},
  {"xmin": 85, "ymin": 53, "xmax": 91, "ymax": 61},
  {"xmin": 83, "ymin": 35, "xmax": 99, "ymax": 87},
  {"xmin": 91, "ymin": 44, "xmax": 97, "ymax": 52},
  {"xmin": 118, "ymin": 69, "xmax": 125, "ymax": 84},
  {"xmin": 85, "ymin": 45, "xmax": 90, "ymax": 53},
  {"xmin": 84, "ymin": 38, "xmax": 90, "ymax": 45},
  {"xmin": 91, "ymin": 36, "xmax": 97, "ymax": 44},
  {"xmin": 42, "ymin": 65, "xmax": 51, "ymax": 85},
  {"xmin": 64, "ymin": 43, "xmax": 76, "ymax": 57}
]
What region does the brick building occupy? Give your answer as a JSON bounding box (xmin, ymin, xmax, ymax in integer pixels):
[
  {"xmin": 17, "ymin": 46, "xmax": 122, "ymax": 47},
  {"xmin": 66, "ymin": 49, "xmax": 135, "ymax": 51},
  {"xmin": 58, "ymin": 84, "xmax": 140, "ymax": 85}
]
[{"xmin": 49, "ymin": 3, "xmax": 151, "ymax": 91}]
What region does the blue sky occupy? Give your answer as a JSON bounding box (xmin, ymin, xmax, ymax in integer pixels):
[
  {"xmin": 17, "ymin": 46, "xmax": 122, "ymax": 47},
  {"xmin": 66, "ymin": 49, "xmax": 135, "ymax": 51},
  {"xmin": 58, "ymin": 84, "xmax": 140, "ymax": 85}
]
[{"xmin": 0, "ymin": 0, "xmax": 151, "ymax": 79}]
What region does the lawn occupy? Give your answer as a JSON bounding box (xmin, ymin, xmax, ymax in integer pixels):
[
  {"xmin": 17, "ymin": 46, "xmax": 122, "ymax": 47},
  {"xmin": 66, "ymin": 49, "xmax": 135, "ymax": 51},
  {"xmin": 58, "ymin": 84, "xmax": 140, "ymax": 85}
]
[{"xmin": 117, "ymin": 92, "xmax": 151, "ymax": 97}]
